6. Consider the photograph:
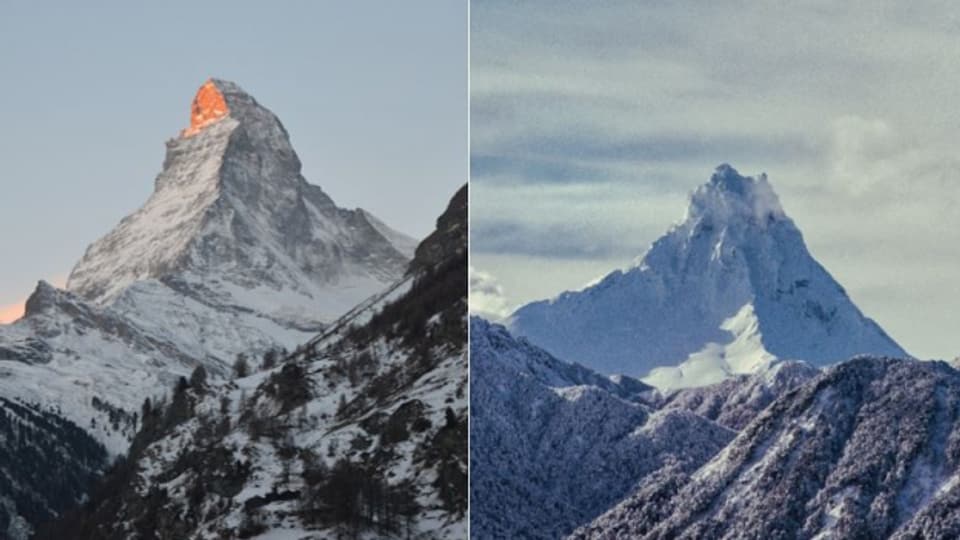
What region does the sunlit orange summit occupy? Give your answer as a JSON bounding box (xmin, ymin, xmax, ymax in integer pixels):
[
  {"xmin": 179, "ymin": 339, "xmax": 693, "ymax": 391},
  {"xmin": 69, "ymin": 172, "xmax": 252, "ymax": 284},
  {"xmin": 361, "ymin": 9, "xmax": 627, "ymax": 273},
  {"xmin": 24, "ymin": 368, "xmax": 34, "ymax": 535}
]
[{"xmin": 181, "ymin": 79, "xmax": 229, "ymax": 137}]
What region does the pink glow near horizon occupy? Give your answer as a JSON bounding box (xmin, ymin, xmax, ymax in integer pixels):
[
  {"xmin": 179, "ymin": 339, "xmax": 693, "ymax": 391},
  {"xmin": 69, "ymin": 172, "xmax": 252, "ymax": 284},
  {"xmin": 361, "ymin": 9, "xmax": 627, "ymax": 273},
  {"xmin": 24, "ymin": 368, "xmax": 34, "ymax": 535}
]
[
  {"xmin": 0, "ymin": 275, "xmax": 68, "ymax": 325},
  {"xmin": 0, "ymin": 302, "xmax": 25, "ymax": 324}
]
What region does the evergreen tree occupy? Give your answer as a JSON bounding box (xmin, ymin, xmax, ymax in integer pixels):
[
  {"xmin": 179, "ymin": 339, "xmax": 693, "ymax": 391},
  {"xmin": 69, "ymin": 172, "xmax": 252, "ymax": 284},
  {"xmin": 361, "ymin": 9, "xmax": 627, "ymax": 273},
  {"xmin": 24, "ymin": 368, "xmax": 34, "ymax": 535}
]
[
  {"xmin": 233, "ymin": 354, "xmax": 250, "ymax": 378},
  {"xmin": 189, "ymin": 365, "xmax": 208, "ymax": 389}
]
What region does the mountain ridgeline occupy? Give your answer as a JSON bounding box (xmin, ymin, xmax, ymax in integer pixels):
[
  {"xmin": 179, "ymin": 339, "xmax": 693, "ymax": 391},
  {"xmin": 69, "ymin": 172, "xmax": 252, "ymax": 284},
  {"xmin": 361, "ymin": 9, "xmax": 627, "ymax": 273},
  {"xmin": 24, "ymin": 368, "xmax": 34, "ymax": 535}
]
[
  {"xmin": 35, "ymin": 184, "xmax": 467, "ymax": 539},
  {"xmin": 572, "ymin": 357, "xmax": 960, "ymax": 539},
  {"xmin": 470, "ymin": 318, "xmax": 735, "ymax": 539},
  {"xmin": 473, "ymin": 318, "xmax": 960, "ymax": 540}
]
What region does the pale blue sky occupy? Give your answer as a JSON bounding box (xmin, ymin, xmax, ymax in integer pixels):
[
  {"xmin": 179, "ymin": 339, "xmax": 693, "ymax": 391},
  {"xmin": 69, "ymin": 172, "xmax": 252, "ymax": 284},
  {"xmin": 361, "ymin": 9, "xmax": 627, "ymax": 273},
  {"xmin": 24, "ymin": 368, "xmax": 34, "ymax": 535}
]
[{"xmin": 0, "ymin": 1, "xmax": 466, "ymax": 313}]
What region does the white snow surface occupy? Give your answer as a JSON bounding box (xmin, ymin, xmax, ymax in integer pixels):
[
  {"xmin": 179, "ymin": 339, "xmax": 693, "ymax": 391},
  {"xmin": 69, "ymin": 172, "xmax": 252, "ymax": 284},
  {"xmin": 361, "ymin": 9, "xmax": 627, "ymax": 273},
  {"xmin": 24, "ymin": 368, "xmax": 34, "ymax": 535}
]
[{"xmin": 644, "ymin": 303, "xmax": 778, "ymax": 390}]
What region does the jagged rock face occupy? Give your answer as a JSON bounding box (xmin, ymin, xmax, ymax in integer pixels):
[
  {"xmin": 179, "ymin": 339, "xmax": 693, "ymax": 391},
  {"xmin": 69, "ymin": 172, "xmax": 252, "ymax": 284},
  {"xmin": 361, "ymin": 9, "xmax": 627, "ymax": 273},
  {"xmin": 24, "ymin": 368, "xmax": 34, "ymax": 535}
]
[
  {"xmin": 66, "ymin": 78, "xmax": 412, "ymax": 327},
  {"xmin": 470, "ymin": 318, "xmax": 733, "ymax": 540},
  {"xmin": 510, "ymin": 164, "xmax": 907, "ymax": 387},
  {"xmin": 410, "ymin": 184, "xmax": 467, "ymax": 273},
  {"xmin": 572, "ymin": 358, "xmax": 960, "ymax": 540}
]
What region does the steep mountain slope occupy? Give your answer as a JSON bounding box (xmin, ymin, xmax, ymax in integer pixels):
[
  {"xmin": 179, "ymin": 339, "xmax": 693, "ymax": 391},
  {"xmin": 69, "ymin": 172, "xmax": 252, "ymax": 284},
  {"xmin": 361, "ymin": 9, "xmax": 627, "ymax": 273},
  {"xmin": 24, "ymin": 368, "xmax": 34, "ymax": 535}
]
[
  {"xmin": 36, "ymin": 185, "xmax": 467, "ymax": 540},
  {"xmin": 0, "ymin": 398, "xmax": 107, "ymax": 540},
  {"xmin": 510, "ymin": 165, "xmax": 906, "ymax": 387},
  {"xmin": 0, "ymin": 281, "xmax": 216, "ymax": 455},
  {"xmin": 571, "ymin": 357, "xmax": 960, "ymax": 540},
  {"xmin": 470, "ymin": 319, "xmax": 733, "ymax": 540},
  {"xmin": 0, "ymin": 79, "xmax": 418, "ymax": 538}
]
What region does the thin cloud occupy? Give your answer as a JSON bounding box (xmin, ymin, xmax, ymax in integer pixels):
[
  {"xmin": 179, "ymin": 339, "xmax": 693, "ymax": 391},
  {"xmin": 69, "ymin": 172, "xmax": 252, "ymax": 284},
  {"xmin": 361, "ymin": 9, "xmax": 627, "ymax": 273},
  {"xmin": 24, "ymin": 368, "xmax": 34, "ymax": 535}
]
[{"xmin": 469, "ymin": 266, "xmax": 513, "ymax": 321}]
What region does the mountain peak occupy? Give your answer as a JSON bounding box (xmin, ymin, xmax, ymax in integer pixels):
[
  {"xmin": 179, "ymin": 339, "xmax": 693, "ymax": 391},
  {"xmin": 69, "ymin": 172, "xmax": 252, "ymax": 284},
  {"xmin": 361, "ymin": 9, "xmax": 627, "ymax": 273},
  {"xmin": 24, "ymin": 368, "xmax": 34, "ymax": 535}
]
[
  {"xmin": 179, "ymin": 78, "xmax": 274, "ymax": 139},
  {"xmin": 708, "ymin": 163, "xmax": 749, "ymax": 192},
  {"xmin": 688, "ymin": 163, "xmax": 784, "ymax": 226},
  {"xmin": 182, "ymin": 79, "xmax": 230, "ymax": 137},
  {"xmin": 23, "ymin": 280, "xmax": 58, "ymax": 318},
  {"xmin": 510, "ymin": 165, "xmax": 907, "ymax": 385},
  {"xmin": 67, "ymin": 80, "xmax": 413, "ymax": 315}
]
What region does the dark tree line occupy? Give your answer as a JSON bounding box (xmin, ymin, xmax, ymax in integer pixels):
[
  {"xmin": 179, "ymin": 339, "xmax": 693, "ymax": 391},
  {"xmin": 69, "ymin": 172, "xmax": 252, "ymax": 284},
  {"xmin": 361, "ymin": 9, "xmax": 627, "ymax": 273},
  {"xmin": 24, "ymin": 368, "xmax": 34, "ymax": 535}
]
[
  {"xmin": 300, "ymin": 457, "xmax": 420, "ymax": 539},
  {"xmin": 33, "ymin": 365, "xmax": 223, "ymax": 540},
  {"xmin": 347, "ymin": 250, "xmax": 466, "ymax": 351},
  {"xmin": 0, "ymin": 398, "xmax": 107, "ymax": 533}
]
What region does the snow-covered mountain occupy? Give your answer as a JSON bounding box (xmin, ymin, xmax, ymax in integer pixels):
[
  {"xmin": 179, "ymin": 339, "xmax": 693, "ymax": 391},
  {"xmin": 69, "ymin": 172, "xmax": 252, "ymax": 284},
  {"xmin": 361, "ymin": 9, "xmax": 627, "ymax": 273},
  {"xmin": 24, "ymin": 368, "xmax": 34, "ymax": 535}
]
[
  {"xmin": 571, "ymin": 357, "xmax": 960, "ymax": 539},
  {"xmin": 474, "ymin": 317, "xmax": 960, "ymax": 539},
  {"xmin": 68, "ymin": 78, "xmax": 413, "ymax": 337},
  {"xmin": 0, "ymin": 79, "xmax": 419, "ymax": 538},
  {"xmin": 470, "ymin": 318, "xmax": 733, "ymax": 540},
  {"xmin": 0, "ymin": 78, "xmax": 414, "ymax": 438},
  {"xmin": 510, "ymin": 164, "xmax": 907, "ymax": 388},
  {"xmin": 35, "ymin": 185, "xmax": 467, "ymax": 540}
]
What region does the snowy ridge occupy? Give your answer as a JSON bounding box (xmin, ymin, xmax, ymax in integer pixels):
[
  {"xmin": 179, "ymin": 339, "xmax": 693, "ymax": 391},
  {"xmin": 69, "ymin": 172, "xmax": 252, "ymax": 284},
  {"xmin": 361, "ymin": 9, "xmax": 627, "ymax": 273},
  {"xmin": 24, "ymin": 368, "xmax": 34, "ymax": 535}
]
[
  {"xmin": 470, "ymin": 319, "xmax": 732, "ymax": 540},
  {"xmin": 511, "ymin": 164, "xmax": 907, "ymax": 386},
  {"xmin": 571, "ymin": 357, "xmax": 960, "ymax": 539},
  {"xmin": 661, "ymin": 359, "xmax": 820, "ymax": 430},
  {"xmin": 295, "ymin": 272, "xmax": 417, "ymax": 359},
  {"xmin": 0, "ymin": 282, "xmax": 196, "ymax": 454}
]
